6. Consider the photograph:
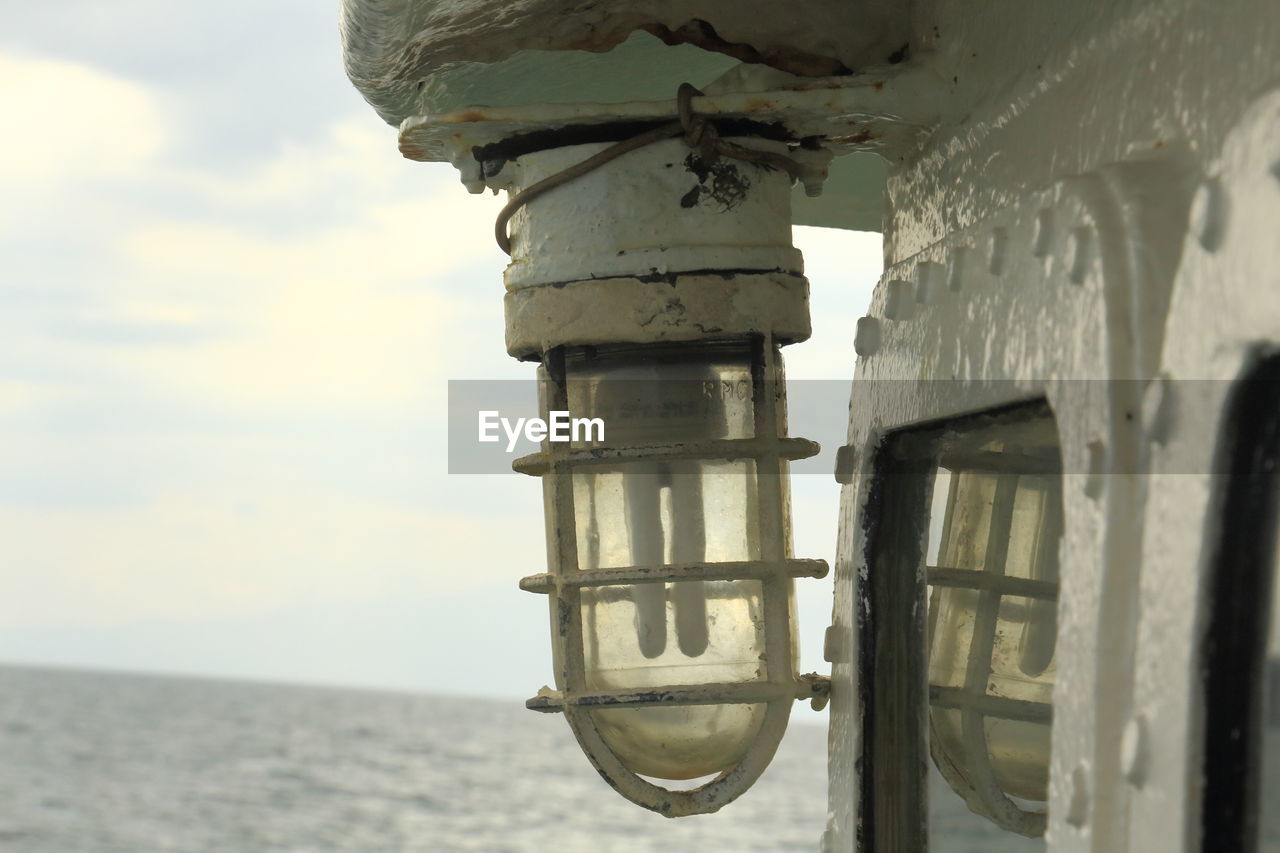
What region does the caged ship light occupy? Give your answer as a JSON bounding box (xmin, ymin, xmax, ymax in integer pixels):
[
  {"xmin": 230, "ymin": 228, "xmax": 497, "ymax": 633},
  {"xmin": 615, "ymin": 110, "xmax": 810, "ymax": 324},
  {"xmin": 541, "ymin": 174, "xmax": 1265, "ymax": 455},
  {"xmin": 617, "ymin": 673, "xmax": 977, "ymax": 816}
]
[
  {"xmin": 493, "ymin": 101, "xmax": 834, "ymax": 813},
  {"xmin": 340, "ymin": 14, "xmax": 846, "ymax": 814},
  {"xmin": 342, "ymin": 0, "xmax": 1280, "ymax": 849}
]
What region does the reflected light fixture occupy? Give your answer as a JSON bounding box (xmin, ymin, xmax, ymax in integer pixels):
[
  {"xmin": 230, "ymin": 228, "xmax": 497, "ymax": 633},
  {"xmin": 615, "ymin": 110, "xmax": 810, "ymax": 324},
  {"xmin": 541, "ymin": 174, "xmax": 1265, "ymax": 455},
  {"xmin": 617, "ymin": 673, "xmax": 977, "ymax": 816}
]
[{"xmin": 926, "ymin": 411, "xmax": 1063, "ymax": 836}]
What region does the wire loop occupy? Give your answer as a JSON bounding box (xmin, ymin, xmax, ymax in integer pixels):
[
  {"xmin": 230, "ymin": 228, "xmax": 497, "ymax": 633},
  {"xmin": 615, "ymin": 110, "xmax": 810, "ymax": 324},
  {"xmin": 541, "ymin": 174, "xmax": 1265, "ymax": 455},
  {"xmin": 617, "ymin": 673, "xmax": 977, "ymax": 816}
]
[{"xmin": 493, "ymin": 83, "xmax": 807, "ymax": 255}]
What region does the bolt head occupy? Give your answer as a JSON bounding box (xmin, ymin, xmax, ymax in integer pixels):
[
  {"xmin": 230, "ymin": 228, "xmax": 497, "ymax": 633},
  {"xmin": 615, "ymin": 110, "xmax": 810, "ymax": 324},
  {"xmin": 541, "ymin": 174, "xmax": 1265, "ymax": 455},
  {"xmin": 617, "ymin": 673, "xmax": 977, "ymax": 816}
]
[
  {"xmin": 1121, "ymin": 715, "xmax": 1149, "ymax": 787},
  {"xmin": 1067, "ymin": 225, "xmax": 1094, "ymax": 284},
  {"xmin": 1067, "ymin": 763, "xmax": 1091, "ymax": 828},
  {"xmin": 1143, "ymin": 376, "xmax": 1175, "ymax": 445},
  {"xmin": 854, "ymin": 316, "xmax": 881, "ymax": 357},
  {"xmin": 1190, "ymin": 178, "xmax": 1227, "ymax": 252},
  {"xmin": 1085, "ymin": 440, "xmax": 1107, "ymax": 498},
  {"xmin": 1033, "ymin": 208, "xmax": 1054, "ymax": 257}
]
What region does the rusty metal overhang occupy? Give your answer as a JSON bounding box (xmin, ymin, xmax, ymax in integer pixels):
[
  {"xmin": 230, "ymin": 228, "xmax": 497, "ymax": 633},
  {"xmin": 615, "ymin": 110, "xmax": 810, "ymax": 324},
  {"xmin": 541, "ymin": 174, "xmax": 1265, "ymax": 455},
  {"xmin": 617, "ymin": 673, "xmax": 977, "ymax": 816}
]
[
  {"xmin": 340, "ymin": 0, "xmax": 910, "ymax": 127},
  {"xmin": 340, "ymin": 1, "xmax": 912, "ymax": 232}
]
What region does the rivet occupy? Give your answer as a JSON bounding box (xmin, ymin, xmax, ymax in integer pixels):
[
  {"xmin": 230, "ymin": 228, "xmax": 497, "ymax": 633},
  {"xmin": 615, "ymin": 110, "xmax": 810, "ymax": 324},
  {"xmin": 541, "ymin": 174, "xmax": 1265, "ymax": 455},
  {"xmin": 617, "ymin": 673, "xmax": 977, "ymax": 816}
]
[
  {"xmin": 947, "ymin": 246, "xmax": 968, "ymax": 292},
  {"xmin": 989, "ymin": 227, "xmax": 1008, "ymax": 275},
  {"xmin": 1121, "ymin": 715, "xmax": 1149, "ymax": 787},
  {"xmin": 1190, "ymin": 178, "xmax": 1227, "ymax": 252},
  {"xmin": 1142, "ymin": 375, "xmax": 1175, "ymax": 445},
  {"xmin": 1067, "ymin": 763, "xmax": 1091, "ymax": 828},
  {"xmin": 1068, "ymin": 226, "xmax": 1094, "ymax": 284},
  {"xmin": 884, "ymin": 279, "xmax": 915, "ymax": 320},
  {"xmin": 1085, "ymin": 440, "xmax": 1106, "ymax": 498},
  {"xmin": 915, "ymin": 262, "xmax": 943, "ymax": 304},
  {"xmin": 1033, "ymin": 208, "xmax": 1054, "ymax": 257},
  {"xmin": 834, "ymin": 444, "xmax": 858, "ymax": 485},
  {"xmin": 823, "ymin": 625, "xmax": 844, "ymax": 663},
  {"xmin": 854, "ymin": 316, "xmax": 881, "ymax": 357}
]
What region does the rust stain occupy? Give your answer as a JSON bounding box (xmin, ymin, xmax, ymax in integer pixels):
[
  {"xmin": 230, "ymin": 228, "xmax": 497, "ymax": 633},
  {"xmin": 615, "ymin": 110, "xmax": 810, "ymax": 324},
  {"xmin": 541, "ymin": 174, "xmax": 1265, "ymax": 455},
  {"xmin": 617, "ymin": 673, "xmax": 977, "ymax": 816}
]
[
  {"xmin": 744, "ymin": 97, "xmax": 772, "ymax": 112},
  {"xmin": 829, "ymin": 129, "xmax": 876, "ymax": 145},
  {"xmin": 873, "ymin": 80, "xmax": 885, "ymax": 92},
  {"xmin": 446, "ymin": 110, "xmax": 489, "ymax": 124}
]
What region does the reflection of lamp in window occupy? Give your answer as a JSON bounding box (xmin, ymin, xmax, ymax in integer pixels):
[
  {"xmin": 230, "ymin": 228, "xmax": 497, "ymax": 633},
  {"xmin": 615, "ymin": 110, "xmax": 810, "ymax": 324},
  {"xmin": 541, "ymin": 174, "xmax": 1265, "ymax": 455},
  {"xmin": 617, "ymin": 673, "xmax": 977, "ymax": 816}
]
[{"xmin": 926, "ymin": 416, "xmax": 1063, "ymax": 837}]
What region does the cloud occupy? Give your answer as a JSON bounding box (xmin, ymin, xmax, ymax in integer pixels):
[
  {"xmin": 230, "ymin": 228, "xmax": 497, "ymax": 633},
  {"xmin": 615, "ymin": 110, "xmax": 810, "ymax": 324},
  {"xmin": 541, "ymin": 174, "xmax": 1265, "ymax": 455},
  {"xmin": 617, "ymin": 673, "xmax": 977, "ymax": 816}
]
[
  {"xmin": 0, "ymin": 486, "xmax": 544, "ymax": 629},
  {"xmin": 0, "ymin": 46, "xmax": 884, "ymax": 695},
  {"xmin": 0, "ymin": 53, "xmax": 166, "ymax": 187},
  {"xmin": 1, "ymin": 49, "xmax": 511, "ymax": 414}
]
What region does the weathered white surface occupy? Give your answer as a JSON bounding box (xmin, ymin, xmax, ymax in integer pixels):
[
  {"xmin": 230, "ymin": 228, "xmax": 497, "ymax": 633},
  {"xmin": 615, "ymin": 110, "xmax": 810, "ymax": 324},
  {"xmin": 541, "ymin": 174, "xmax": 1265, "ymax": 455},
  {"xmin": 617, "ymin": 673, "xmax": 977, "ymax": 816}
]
[
  {"xmin": 394, "ymin": 68, "xmax": 938, "ymax": 234},
  {"xmin": 495, "ymin": 137, "xmax": 812, "ymax": 356},
  {"xmin": 504, "ymin": 272, "xmax": 810, "ymax": 360},
  {"xmin": 340, "ymin": 1, "xmax": 907, "ymax": 126},
  {"xmin": 396, "ymin": 65, "xmax": 945, "ymax": 165},
  {"xmin": 338, "ymin": 0, "xmax": 1280, "ymax": 845},
  {"xmin": 830, "ymin": 1, "xmax": 1280, "ymax": 850},
  {"xmin": 1129, "ymin": 87, "xmax": 1280, "ymax": 853},
  {"xmin": 340, "ymin": 1, "xmax": 911, "ymax": 233},
  {"xmin": 494, "ymin": 138, "xmax": 801, "ymax": 290},
  {"xmin": 833, "ymin": 180, "xmax": 1121, "ymax": 853}
]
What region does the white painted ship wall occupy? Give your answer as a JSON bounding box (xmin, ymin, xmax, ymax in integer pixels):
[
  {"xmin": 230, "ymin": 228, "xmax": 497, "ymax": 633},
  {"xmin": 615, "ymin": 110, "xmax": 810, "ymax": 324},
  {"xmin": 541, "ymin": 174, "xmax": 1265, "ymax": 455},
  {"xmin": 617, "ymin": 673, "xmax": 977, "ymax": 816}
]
[{"xmin": 832, "ymin": 2, "xmax": 1280, "ymax": 851}]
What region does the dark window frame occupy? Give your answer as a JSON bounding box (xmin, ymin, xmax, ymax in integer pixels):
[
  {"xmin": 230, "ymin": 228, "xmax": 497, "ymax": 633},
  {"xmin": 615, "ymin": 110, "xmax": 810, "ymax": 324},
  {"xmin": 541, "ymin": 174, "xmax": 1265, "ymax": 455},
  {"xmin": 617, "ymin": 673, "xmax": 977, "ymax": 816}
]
[
  {"xmin": 1200, "ymin": 351, "xmax": 1280, "ymax": 852},
  {"xmin": 857, "ymin": 398, "xmax": 1058, "ymax": 851}
]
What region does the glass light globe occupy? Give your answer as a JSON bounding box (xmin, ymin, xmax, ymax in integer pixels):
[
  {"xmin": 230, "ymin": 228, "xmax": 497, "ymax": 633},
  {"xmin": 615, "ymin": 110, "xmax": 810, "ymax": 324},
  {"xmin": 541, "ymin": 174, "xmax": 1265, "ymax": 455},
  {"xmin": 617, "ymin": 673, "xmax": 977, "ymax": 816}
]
[{"xmin": 558, "ymin": 340, "xmax": 792, "ymax": 780}]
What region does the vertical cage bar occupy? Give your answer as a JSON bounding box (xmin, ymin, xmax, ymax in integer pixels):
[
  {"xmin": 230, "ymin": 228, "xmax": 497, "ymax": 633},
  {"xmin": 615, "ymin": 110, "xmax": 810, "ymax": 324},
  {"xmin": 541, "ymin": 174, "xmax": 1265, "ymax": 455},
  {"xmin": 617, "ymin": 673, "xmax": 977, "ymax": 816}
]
[
  {"xmin": 752, "ymin": 335, "xmax": 795, "ymax": 688},
  {"xmin": 954, "ymin": 472, "xmax": 1044, "ymax": 832},
  {"xmin": 542, "ymin": 348, "xmax": 587, "ymax": 696}
]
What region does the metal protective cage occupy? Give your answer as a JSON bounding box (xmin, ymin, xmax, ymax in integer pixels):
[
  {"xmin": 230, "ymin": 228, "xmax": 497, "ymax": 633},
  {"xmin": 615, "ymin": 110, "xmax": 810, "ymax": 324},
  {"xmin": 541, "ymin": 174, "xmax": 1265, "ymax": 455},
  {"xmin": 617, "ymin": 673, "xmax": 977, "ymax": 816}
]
[{"xmin": 515, "ymin": 334, "xmax": 829, "ymax": 816}]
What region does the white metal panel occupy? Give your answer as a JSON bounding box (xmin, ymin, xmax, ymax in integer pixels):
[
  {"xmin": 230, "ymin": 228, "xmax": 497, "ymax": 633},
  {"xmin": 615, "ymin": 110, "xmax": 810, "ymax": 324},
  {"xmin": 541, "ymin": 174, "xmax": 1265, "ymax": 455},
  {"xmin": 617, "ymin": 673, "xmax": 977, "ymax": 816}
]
[
  {"xmin": 834, "ymin": 0, "xmax": 1280, "ymax": 849},
  {"xmin": 1129, "ymin": 86, "xmax": 1280, "ymax": 853}
]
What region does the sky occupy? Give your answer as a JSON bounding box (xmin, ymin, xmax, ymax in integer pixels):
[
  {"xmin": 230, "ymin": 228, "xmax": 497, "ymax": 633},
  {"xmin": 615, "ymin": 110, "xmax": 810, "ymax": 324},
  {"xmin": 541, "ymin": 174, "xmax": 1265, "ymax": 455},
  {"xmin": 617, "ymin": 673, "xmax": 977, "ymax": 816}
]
[{"xmin": 0, "ymin": 2, "xmax": 882, "ymax": 699}]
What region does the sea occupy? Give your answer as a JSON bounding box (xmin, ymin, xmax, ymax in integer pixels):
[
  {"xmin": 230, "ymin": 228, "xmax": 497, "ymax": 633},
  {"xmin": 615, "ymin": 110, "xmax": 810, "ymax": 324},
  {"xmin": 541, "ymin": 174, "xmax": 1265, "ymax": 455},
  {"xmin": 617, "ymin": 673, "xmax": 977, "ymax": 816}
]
[
  {"xmin": 19, "ymin": 664, "xmax": 1268, "ymax": 852},
  {"xmin": 0, "ymin": 665, "xmax": 828, "ymax": 853}
]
